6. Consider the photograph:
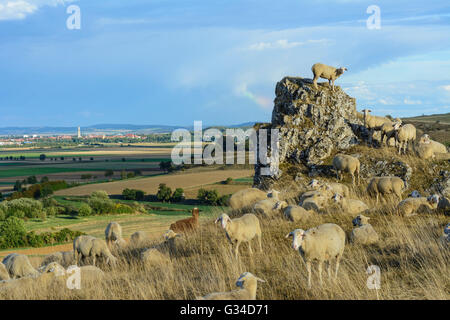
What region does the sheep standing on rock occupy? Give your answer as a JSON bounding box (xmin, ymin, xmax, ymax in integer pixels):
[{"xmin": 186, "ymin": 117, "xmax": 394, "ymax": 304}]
[
  {"xmin": 215, "ymin": 213, "xmax": 262, "ymax": 259},
  {"xmin": 394, "ymin": 122, "xmax": 416, "ymax": 155},
  {"xmin": 170, "ymin": 207, "xmax": 199, "ymax": 233},
  {"xmin": 73, "ymin": 235, "xmax": 117, "ymax": 267},
  {"xmin": 332, "ymin": 154, "xmax": 360, "ymax": 185},
  {"xmin": 397, "ymin": 195, "xmax": 440, "ymax": 216},
  {"xmin": 40, "ymin": 251, "xmax": 75, "ymax": 269},
  {"xmin": 229, "ymin": 188, "xmax": 268, "ymax": 211},
  {"xmin": 332, "ymin": 193, "xmax": 369, "ymax": 214},
  {"xmin": 286, "ymin": 223, "xmax": 345, "ymax": 288},
  {"xmin": 105, "ymin": 222, "xmax": 124, "ymax": 250},
  {"xmin": 2, "ymin": 253, "xmax": 39, "ymax": 279},
  {"xmin": 350, "ymin": 215, "xmax": 379, "ymax": 245},
  {"xmin": 311, "ymin": 63, "xmax": 347, "ymax": 91},
  {"xmin": 367, "ymin": 176, "xmax": 405, "ymax": 203},
  {"xmin": 361, "ymin": 109, "xmax": 393, "ymax": 145},
  {"xmin": 197, "ymin": 272, "xmax": 265, "ymax": 300}
]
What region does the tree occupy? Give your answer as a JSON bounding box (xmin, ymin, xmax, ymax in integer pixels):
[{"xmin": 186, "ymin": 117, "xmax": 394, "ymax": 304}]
[
  {"xmin": 159, "ymin": 160, "xmax": 174, "ymax": 173},
  {"xmin": 120, "ymin": 170, "xmax": 127, "ymax": 179},
  {"xmin": 26, "ymin": 176, "xmax": 37, "ymax": 184},
  {"xmin": 0, "ymin": 217, "xmax": 27, "ymax": 248},
  {"xmin": 39, "ymin": 154, "xmax": 46, "ymax": 161},
  {"xmin": 171, "ymin": 188, "xmax": 185, "ymax": 202},
  {"xmin": 40, "ymin": 176, "xmax": 49, "ymax": 183},
  {"xmin": 40, "ymin": 184, "xmax": 54, "ymax": 198},
  {"xmin": 13, "ymin": 180, "xmax": 23, "ymax": 192},
  {"xmin": 156, "ymin": 183, "xmax": 172, "ymax": 202}
]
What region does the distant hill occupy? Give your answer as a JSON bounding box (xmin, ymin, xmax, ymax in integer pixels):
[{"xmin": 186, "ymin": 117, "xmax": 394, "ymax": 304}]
[
  {"xmin": 0, "ymin": 122, "xmax": 257, "ymax": 136},
  {"xmin": 403, "ymin": 113, "xmax": 450, "ymax": 124}
]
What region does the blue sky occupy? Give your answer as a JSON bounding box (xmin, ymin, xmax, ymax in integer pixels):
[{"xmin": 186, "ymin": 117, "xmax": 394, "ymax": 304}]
[{"xmin": 1, "ymin": 0, "xmax": 450, "ymax": 127}]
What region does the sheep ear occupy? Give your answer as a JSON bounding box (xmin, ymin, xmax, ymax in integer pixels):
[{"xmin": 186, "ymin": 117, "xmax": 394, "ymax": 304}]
[
  {"xmin": 256, "ymin": 277, "xmax": 266, "ymax": 283},
  {"xmin": 214, "ymin": 217, "xmax": 221, "ymax": 224},
  {"xmin": 285, "ymin": 232, "xmax": 293, "ymax": 238}
]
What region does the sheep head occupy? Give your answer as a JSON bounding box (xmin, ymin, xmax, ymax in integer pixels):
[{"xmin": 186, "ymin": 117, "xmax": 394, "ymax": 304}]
[
  {"xmin": 163, "ymin": 229, "xmax": 181, "ymax": 241},
  {"xmin": 361, "ymin": 109, "xmax": 372, "ymax": 126},
  {"xmin": 267, "ymin": 189, "xmax": 280, "ymax": 200},
  {"xmin": 285, "ymin": 229, "xmax": 306, "ymax": 250},
  {"xmin": 332, "ymin": 193, "xmax": 344, "ymax": 203},
  {"xmin": 41, "ymin": 262, "xmax": 65, "ymax": 276},
  {"xmin": 410, "ymin": 190, "xmax": 421, "ymax": 198},
  {"xmin": 336, "ymin": 67, "xmax": 348, "ymax": 76},
  {"xmin": 352, "ymin": 215, "xmax": 370, "ymax": 227},
  {"xmin": 444, "ymin": 223, "xmax": 450, "ymax": 235},
  {"xmin": 215, "ymin": 213, "xmax": 232, "ymax": 229},
  {"xmin": 236, "ymin": 272, "xmax": 265, "ymax": 289},
  {"xmin": 308, "ymin": 179, "xmax": 321, "ymax": 189},
  {"xmin": 192, "ymin": 207, "xmax": 199, "ymax": 217},
  {"xmin": 419, "ymin": 134, "xmax": 431, "ymax": 144},
  {"xmin": 427, "ymin": 194, "xmax": 440, "ymax": 208}
]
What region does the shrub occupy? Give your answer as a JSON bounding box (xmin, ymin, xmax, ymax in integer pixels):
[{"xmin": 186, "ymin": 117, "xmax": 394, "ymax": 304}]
[
  {"xmin": 45, "ymin": 206, "xmax": 59, "ymax": 217},
  {"xmin": 156, "ymin": 184, "xmax": 172, "ymax": 202},
  {"xmin": 105, "ymin": 169, "xmax": 114, "ymax": 177},
  {"xmin": 197, "ymin": 189, "xmax": 228, "ymax": 206},
  {"xmin": 224, "ymin": 177, "xmax": 233, "ymax": 185},
  {"xmin": 90, "ymin": 190, "xmax": 109, "ymax": 200},
  {"xmin": 171, "ymin": 188, "xmax": 185, "ymax": 202},
  {"xmin": 122, "ymin": 188, "xmax": 146, "ymax": 201},
  {"xmin": 0, "ymin": 217, "xmax": 27, "ymax": 248},
  {"xmin": 114, "ymin": 203, "xmax": 134, "ymax": 214},
  {"xmin": 78, "ymin": 203, "xmax": 93, "ymax": 216},
  {"xmin": 88, "ymin": 198, "xmax": 115, "ymax": 214},
  {"xmin": 0, "ymin": 198, "xmax": 44, "ymax": 219}
]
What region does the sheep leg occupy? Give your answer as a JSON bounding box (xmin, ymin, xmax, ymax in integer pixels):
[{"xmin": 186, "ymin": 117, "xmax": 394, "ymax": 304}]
[
  {"xmin": 318, "ymin": 261, "xmax": 323, "ymax": 286},
  {"xmin": 313, "ymin": 76, "xmax": 319, "ymax": 89},
  {"xmin": 351, "ymin": 173, "xmax": 355, "ymax": 185},
  {"xmin": 327, "ymin": 262, "xmax": 332, "ymax": 280},
  {"xmin": 92, "ymin": 255, "xmax": 96, "ymax": 266},
  {"xmin": 234, "ymin": 241, "xmax": 241, "ymax": 259},
  {"xmin": 306, "ymin": 261, "xmax": 312, "ymax": 289},
  {"xmin": 257, "ymin": 234, "xmax": 262, "ymax": 253},
  {"xmin": 335, "ymin": 257, "xmax": 341, "ymax": 280},
  {"xmin": 248, "ymin": 242, "xmax": 253, "ymax": 255}
]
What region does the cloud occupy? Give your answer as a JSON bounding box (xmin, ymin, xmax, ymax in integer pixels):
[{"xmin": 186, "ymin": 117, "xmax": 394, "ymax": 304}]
[
  {"xmin": 0, "ymin": 0, "xmax": 75, "ymax": 21},
  {"xmin": 245, "ymin": 39, "xmax": 330, "ymax": 51},
  {"xmin": 96, "ymin": 18, "xmax": 153, "ymax": 26},
  {"xmin": 403, "ymin": 98, "xmax": 422, "ymax": 105},
  {"xmin": 440, "ymin": 85, "xmax": 450, "ymax": 92},
  {"xmin": 0, "ymin": 1, "xmax": 37, "ymax": 20}
]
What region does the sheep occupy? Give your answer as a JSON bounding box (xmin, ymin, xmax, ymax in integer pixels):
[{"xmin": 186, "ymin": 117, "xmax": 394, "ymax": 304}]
[
  {"xmin": 308, "ymin": 179, "xmax": 350, "ymax": 197},
  {"xmin": 299, "ymin": 190, "xmax": 329, "ymax": 212},
  {"xmin": 361, "ymin": 109, "xmax": 393, "ymax": 145},
  {"xmin": 350, "ymin": 215, "xmax": 379, "ymax": 245},
  {"xmin": 283, "ymin": 205, "xmax": 314, "ymax": 223},
  {"xmin": 416, "ymin": 142, "xmax": 435, "ymax": 160},
  {"xmin": 0, "ymin": 262, "xmax": 10, "ymax": 281},
  {"xmin": 267, "ymin": 189, "xmax": 280, "ymax": 200},
  {"xmin": 2, "ymin": 253, "xmax": 40, "ymax": 279},
  {"xmin": 130, "ymin": 231, "xmax": 148, "ymax": 246},
  {"xmin": 367, "ymin": 176, "xmax": 405, "ymax": 203},
  {"xmin": 170, "ymin": 207, "xmax": 199, "ymax": 233},
  {"xmin": 253, "ymin": 198, "xmax": 287, "ymax": 217},
  {"xmin": 140, "ymin": 248, "xmax": 171, "ymax": 268},
  {"xmin": 409, "ymin": 190, "xmax": 421, "ymax": 198},
  {"xmin": 197, "ymin": 272, "xmax": 265, "ymax": 300},
  {"xmin": 332, "ymin": 193, "xmax": 369, "ymax": 214},
  {"xmin": 40, "ymin": 262, "xmax": 105, "ymax": 284},
  {"xmin": 286, "ymin": 223, "xmax": 345, "ymax": 288},
  {"xmin": 105, "ymin": 222, "xmax": 123, "ymax": 249},
  {"xmin": 380, "ymin": 118, "xmax": 402, "ymax": 147},
  {"xmin": 73, "ymin": 235, "xmax": 117, "ymax": 267},
  {"xmin": 40, "ymin": 251, "xmax": 75, "ymax": 269},
  {"xmin": 229, "ymin": 188, "xmax": 268, "ymax": 211},
  {"xmin": 419, "ymin": 134, "xmax": 447, "ymax": 154},
  {"xmin": 215, "ymin": 213, "xmax": 262, "ymax": 259},
  {"xmin": 332, "ymin": 154, "xmax": 360, "ymax": 185},
  {"xmin": 393, "ymin": 122, "xmax": 416, "ymax": 155},
  {"xmin": 397, "ymin": 195, "xmax": 440, "ymax": 216},
  {"xmin": 311, "ymin": 63, "xmax": 347, "ymax": 91}
]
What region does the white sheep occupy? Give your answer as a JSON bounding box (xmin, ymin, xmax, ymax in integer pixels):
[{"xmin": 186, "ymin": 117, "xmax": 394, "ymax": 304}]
[
  {"xmin": 140, "ymin": 248, "xmax": 171, "ymax": 268},
  {"xmin": 367, "ymin": 176, "xmax": 405, "ymax": 203},
  {"xmin": 0, "ymin": 262, "xmax": 10, "ymax": 281},
  {"xmin": 286, "ymin": 223, "xmax": 346, "ymax": 288},
  {"xmin": 397, "ymin": 195, "xmax": 440, "ymax": 216},
  {"xmin": 2, "ymin": 253, "xmax": 40, "ymax": 279},
  {"xmin": 215, "ymin": 213, "xmax": 262, "ymax": 259},
  {"xmin": 380, "ymin": 118, "xmax": 402, "ymax": 147},
  {"xmin": 130, "ymin": 231, "xmax": 148, "ymax": 246},
  {"xmin": 40, "ymin": 251, "xmax": 75, "ymax": 269},
  {"xmin": 73, "ymin": 235, "xmax": 117, "ymax": 267},
  {"xmin": 332, "ymin": 154, "xmax": 360, "ymax": 185},
  {"xmin": 311, "ymin": 63, "xmax": 347, "ymax": 91},
  {"xmin": 105, "ymin": 222, "xmax": 123, "ymax": 249},
  {"xmin": 283, "ymin": 205, "xmax": 314, "ymax": 223},
  {"xmin": 40, "ymin": 262, "xmax": 105, "ymax": 284},
  {"xmin": 419, "ymin": 134, "xmax": 447, "ymax": 154},
  {"xmin": 308, "ymin": 179, "xmax": 350, "ymax": 197},
  {"xmin": 253, "ymin": 198, "xmax": 287, "ymax": 217},
  {"xmin": 332, "ymin": 193, "xmax": 369, "ymax": 214},
  {"xmin": 350, "ymin": 215, "xmax": 379, "ymax": 245},
  {"xmin": 361, "ymin": 109, "xmax": 393, "ymax": 145},
  {"xmin": 197, "ymin": 272, "xmax": 265, "ymax": 300},
  {"xmin": 229, "ymin": 188, "xmax": 268, "ymax": 211},
  {"xmin": 393, "ymin": 122, "xmax": 416, "ymax": 155},
  {"xmin": 299, "ymin": 188, "xmax": 331, "ymax": 212}
]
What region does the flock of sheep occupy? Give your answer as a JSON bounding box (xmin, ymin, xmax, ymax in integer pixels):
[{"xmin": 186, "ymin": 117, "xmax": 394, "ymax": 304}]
[{"xmin": 0, "ymin": 65, "xmax": 449, "ymax": 299}]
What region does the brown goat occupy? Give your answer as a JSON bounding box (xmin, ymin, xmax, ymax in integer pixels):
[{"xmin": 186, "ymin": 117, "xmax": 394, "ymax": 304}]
[{"xmin": 170, "ymin": 208, "xmax": 199, "ymax": 233}]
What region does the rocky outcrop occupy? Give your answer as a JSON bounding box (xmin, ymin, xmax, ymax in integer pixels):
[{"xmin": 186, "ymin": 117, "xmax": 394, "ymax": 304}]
[{"xmin": 254, "ymin": 77, "xmax": 364, "ymax": 188}]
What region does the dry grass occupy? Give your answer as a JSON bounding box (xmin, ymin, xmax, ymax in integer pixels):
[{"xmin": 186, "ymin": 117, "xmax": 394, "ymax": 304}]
[{"xmin": 1, "ymin": 198, "xmax": 448, "ymax": 300}]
